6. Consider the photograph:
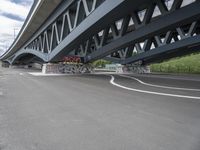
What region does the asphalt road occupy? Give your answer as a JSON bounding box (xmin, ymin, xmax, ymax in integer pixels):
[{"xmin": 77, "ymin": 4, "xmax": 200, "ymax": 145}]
[{"xmin": 0, "ymin": 67, "xmax": 200, "ymax": 150}]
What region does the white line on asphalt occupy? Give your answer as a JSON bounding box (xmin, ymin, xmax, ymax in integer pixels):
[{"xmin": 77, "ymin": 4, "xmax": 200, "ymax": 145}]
[
  {"xmin": 118, "ymin": 74, "xmax": 200, "ymax": 92},
  {"xmin": 28, "ymin": 72, "xmax": 93, "ymax": 76},
  {"xmin": 28, "ymin": 72, "xmax": 69, "ymax": 76},
  {"xmin": 110, "ymin": 75, "xmax": 200, "ymax": 100}
]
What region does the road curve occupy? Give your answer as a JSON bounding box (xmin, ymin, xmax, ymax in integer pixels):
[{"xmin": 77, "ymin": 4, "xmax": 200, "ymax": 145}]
[{"xmin": 0, "ymin": 68, "xmax": 200, "ymax": 150}]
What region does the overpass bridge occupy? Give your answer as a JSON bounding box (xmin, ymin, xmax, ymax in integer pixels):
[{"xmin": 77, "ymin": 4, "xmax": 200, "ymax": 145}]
[{"xmin": 0, "ymin": 0, "xmax": 200, "ymax": 67}]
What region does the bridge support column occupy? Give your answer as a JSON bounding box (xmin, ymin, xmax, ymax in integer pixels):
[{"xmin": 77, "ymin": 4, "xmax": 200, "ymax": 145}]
[{"xmin": 42, "ymin": 63, "xmax": 94, "ymax": 74}]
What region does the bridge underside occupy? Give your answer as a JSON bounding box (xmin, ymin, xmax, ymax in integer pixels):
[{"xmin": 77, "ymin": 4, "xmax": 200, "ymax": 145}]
[
  {"xmin": 12, "ymin": 54, "xmax": 44, "ymax": 65},
  {"xmin": 2, "ymin": 0, "xmax": 200, "ymax": 66}
]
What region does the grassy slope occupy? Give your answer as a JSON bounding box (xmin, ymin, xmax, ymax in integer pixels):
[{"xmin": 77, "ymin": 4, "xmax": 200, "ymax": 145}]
[{"xmin": 150, "ymin": 53, "xmax": 200, "ymax": 74}]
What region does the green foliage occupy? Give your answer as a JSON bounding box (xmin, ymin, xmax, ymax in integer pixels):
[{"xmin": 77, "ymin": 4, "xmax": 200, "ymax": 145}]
[
  {"xmin": 150, "ymin": 53, "xmax": 200, "ymax": 74},
  {"xmin": 92, "ymin": 59, "xmax": 112, "ymax": 68}
]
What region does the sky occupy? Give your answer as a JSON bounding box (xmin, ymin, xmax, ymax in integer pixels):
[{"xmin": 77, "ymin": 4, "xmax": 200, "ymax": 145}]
[{"xmin": 0, "ymin": 0, "xmax": 33, "ymax": 56}]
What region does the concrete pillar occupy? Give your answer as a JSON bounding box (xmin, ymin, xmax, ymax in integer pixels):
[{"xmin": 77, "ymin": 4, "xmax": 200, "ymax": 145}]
[{"xmin": 42, "ymin": 64, "xmax": 47, "ymax": 74}]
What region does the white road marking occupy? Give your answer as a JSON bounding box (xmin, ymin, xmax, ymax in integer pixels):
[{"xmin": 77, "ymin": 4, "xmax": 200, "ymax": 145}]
[
  {"xmin": 28, "ymin": 72, "xmax": 73, "ymax": 76},
  {"xmin": 119, "ymin": 74, "xmax": 200, "ymax": 92},
  {"xmin": 110, "ymin": 75, "xmax": 200, "ymax": 100},
  {"xmin": 28, "ymin": 72, "xmax": 95, "ymax": 77}
]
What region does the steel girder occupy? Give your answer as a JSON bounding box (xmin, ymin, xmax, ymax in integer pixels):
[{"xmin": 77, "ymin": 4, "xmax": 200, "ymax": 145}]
[
  {"xmin": 9, "ymin": 0, "xmax": 125, "ymax": 64},
  {"xmin": 5, "ymin": 0, "xmax": 200, "ymax": 65},
  {"xmin": 82, "ymin": 0, "xmax": 200, "ymax": 64}
]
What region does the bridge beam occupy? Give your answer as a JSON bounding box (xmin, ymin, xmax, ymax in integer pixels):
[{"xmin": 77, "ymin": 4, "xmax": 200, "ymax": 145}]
[
  {"xmin": 1, "ymin": 0, "xmax": 200, "ymax": 66},
  {"xmin": 85, "ymin": 2, "xmax": 200, "ymax": 63},
  {"xmin": 123, "ymin": 35, "xmax": 200, "ymax": 65}
]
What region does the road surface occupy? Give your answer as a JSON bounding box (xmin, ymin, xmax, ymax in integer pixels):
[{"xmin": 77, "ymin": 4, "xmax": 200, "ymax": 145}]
[{"xmin": 0, "ymin": 67, "xmax": 200, "ymax": 150}]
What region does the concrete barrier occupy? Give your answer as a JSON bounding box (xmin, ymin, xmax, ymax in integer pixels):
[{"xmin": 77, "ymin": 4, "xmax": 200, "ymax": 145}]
[
  {"xmin": 122, "ymin": 65, "xmax": 150, "ymax": 74},
  {"xmin": 42, "ymin": 63, "xmax": 94, "ymax": 74}
]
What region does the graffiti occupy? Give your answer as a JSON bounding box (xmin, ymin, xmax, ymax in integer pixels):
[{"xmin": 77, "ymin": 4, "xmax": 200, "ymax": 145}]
[
  {"xmin": 43, "ymin": 63, "xmax": 94, "ymax": 74},
  {"xmin": 63, "ymin": 56, "xmax": 82, "ymax": 63},
  {"xmin": 123, "ymin": 65, "xmax": 150, "ymax": 74},
  {"xmin": 59, "ymin": 64, "xmax": 94, "ymax": 74}
]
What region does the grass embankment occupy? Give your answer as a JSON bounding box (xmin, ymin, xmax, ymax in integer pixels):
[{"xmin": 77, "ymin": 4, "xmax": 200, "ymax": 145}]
[{"xmin": 150, "ymin": 53, "xmax": 200, "ymax": 74}]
